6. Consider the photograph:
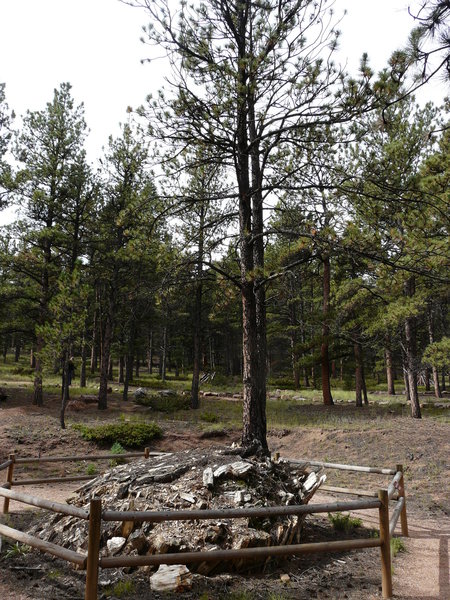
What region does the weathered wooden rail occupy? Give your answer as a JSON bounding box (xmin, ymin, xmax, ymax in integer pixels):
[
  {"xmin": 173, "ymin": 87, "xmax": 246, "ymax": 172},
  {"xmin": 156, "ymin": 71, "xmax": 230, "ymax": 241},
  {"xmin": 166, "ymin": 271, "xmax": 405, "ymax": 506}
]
[{"xmin": 0, "ymin": 452, "xmax": 409, "ymax": 600}]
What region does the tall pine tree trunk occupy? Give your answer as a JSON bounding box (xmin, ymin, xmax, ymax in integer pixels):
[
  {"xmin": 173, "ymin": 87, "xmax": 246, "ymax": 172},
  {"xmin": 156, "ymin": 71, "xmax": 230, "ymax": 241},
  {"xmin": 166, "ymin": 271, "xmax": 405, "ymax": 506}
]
[
  {"xmin": 79, "ymin": 330, "xmax": 87, "ymax": 388},
  {"xmin": 98, "ymin": 299, "xmax": 113, "ymax": 410},
  {"xmin": 385, "ymin": 338, "xmax": 395, "ymax": 395},
  {"xmin": 427, "ymin": 306, "xmax": 442, "ymax": 398},
  {"xmin": 404, "ymin": 278, "xmax": 421, "ymax": 418},
  {"xmin": 321, "ymin": 255, "xmax": 333, "ymax": 406},
  {"xmin": 147, "ymin": 330, "xmax": 153, "ymax": 374},
  {"xmin": 354, "ymin": 341, "xmax": 363, "ymax": 407}
]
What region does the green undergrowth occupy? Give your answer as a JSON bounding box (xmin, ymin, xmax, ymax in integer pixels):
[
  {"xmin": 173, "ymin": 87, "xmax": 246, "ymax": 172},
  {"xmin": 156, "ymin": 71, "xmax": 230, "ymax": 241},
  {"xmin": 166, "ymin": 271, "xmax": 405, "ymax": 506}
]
[
  {"xmin": 72, "ymin": 420, "xmax": 163, "ymax": 448},
  {"xmin": 328, "ymin": 512, "xmax": 363, "ymax": 532},
  {"xmin": 390, "ymin": 537, "xmax": 406, "ymax": 557},
  {"xmin": 134, "ymin": 392, "xmax": 191, "ymax": 412}
]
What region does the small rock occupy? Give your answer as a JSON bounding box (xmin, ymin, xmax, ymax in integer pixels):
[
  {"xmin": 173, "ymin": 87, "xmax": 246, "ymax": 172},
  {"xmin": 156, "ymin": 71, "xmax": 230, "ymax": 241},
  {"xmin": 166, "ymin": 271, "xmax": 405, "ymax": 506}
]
[
  {"xmin": 179, "ymin": 492, "xmax": 196, "ymax": 504},
  {"xmin": 107, "ymin": 537, "xmax": 126, "ymax": 555},
  {"xmin": 150, "ymin": 564, "xmax": 192, "ymax": 592},
  {"xmin": 134, "ymin": 387, "xmax": 148, "ymax": 401},
  {"xmin": 202, "ymin": 467, "xmax": 214, "ymax": 488}
]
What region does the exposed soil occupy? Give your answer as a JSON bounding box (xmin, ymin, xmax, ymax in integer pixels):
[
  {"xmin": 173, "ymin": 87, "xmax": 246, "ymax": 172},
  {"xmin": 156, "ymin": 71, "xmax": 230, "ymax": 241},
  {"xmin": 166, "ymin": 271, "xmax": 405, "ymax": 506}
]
[{"xmin": 0, "ymin": 386, "xmax": 449, "ymax": 599}]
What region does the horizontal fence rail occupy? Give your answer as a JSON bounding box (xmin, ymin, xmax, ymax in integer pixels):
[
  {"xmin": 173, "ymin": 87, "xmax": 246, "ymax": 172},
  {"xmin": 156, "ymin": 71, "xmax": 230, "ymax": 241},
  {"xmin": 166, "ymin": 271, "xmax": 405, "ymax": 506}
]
[
  {"xmin": 0, "ymin": 486, "xmax": 88, "ymax": 519},
  {"xmin": 0, "ymin": 459, "xmax": 13, "ymax": 471},
  {"xmin": 0, "ymin": 522, "xmax": 86, "ymax": 567},
  {"xmin": 0, "ymin": 451, "xmax": 409, "ymax": 600},
  {"xmin": 102, "ymin": 498, "xmax": 382, "ymax": 523},
  {"xmin": 287, "ymin": 458, "xmax": 396, "ymax": 475},
  {"xmin": 100, "ymin": 537, "xmax": 383, "ymax": 569}
]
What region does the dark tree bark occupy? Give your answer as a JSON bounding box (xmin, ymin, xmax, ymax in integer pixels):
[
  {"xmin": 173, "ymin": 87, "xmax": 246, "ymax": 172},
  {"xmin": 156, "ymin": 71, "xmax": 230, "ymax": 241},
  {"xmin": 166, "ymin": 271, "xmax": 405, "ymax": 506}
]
[
  {"xmin": 90, "ymin": 299, "xmax": 98, "ymax": 374},
  {"xmin": 119, "ymin": 356, "xmax": 125, "ymax": 383},
  {"xmin": 60, "ymin": 351, "xmax": 71, "ymax": 429},
  {"xmin": 147, "ymin": 330, "xmax": 153, "ymax": 374},
  {"xmin": 320, "ymin": 255, "xmax": 334, "ymax": 406},
  {"xmin": 98, "ymin": 296, "xmax": 114, "ymax": 410},
  {"xmin": 79, "ymin": 331, "xmax": 87, "ymax": 388},
  {"xmin": 354, "ymin": 342, "xmax": 363, "ymax": 407},
  {"xmin": 427, "ymin": 306, "xmax": 442, "ymax": 398},
  {"xmin": 404, "ymin": 278, "xmax": 421, "ymax": 418}
]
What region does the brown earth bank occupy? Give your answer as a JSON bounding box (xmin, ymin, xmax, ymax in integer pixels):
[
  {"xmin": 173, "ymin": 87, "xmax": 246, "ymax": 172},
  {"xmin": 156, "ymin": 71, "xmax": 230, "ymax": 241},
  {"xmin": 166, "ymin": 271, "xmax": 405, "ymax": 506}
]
[{"xmin": 0, "ymin": 387, "xmax": 449, "ymax": 599}]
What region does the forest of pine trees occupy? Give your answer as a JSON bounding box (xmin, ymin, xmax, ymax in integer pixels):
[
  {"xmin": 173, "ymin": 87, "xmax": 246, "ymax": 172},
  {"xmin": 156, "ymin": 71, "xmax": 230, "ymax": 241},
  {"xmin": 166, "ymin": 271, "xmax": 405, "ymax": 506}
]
[{"xmin": 0, "ymin": 2, "xmax": 448, "ymax": 452}]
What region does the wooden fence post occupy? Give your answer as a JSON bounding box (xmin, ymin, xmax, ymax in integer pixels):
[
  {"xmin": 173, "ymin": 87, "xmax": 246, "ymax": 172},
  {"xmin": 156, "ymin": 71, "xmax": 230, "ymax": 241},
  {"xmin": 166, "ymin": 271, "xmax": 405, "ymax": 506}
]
[
  {"xmin": 3, "ymin": 454, "xmax": 16, "ymax": 514},
  {"xmin": 378, "ymin": 489, "xmax": 392, "ymax": 599},
  {"xmin": 85, "ymin": 497, "xmax": 102, "ymax": 600},
  {"xmin": 396, "ymin": 464, "xmax": 408, "ymax": 537}
]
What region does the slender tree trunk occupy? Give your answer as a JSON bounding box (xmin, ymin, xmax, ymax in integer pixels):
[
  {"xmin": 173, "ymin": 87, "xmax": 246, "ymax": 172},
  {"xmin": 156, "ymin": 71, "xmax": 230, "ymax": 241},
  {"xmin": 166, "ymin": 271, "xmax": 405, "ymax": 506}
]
[
  {"xmin": 123, "ymin": 322, "xmax": 135, "ymax": 401},
  {"xmin": 385, "ymin": 339, "xmax": 395, "ymax": 395},
  {"xmin": 321, "ymin": 255, "xmax": 333, "ymax": 406},
  {"xmin": 60, "ymin": 352, "xmax": 70, "ymax": 429},
  {"xmin": 361, "ymin": 356, "xmax": 368, "ymax": 405},
  {"xmin": 90, "ymin": 297, "xmax": 99, "ymax": 374},
  {"xmin": 161, "ymin": 324, "xmax": 167, "ymax": 383},
  {"xmin": 441, "ymin": 370, "xmax": 446, "ymax": 392},
  {"xmin": 191, "ymin": 278, "xmax": 203, "ymax": 409},
  {"xmin": 80, "ymin": 332, "xmax": 87, "ymax": 388},
  {"xmin": 402, "ymin": 354, "xmax": 411, "ymax": 403},
  {"xmin": 427, "ymin": 306, "xmax": 442, "ymax": 398},
  {"xmin": 119, "ymin": 356, "xmax": 124, "ymax": 384},
  {"xmin": 14, "ymin": 338, "xmax": 20, "ymax": 362},
  {"xmin": 30, "ymin": 347, "xmax": 36, "ymax": 368},
  {"xmin": 98, "ymin": 310, "xmax": 113, "ymax": 410},
  {"xmin": 33, "ymin": 346, "xmax": 43, "ymax": 407},
  {"xmin": 135, "ymin": 355, "xmax": 140, "ymax": 379},
  {"xmin": 404, "ymin": 278, "xmax": 421, "ymax": 418},
  {"xmin": 147, "ymin": 330, "xmax": 153, "ymax": 374},
  {"xmin": 354, "ymin": 342, "xmax": 363, "ymax": 407}
]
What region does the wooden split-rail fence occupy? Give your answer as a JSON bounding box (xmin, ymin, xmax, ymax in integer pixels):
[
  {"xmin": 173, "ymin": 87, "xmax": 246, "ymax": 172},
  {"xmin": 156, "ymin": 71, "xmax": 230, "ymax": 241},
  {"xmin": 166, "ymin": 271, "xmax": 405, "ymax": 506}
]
[{"xmin": 0, "ymin": 450, "xmax": 408, "ymax": 600}]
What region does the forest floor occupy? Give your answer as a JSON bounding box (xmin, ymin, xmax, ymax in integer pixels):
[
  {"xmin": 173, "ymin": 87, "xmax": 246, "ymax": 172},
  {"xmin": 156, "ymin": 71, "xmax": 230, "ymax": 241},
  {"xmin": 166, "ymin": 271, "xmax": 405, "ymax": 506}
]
[{"xmin": 0, "ymin": 383, "xmax": 448, "ymax": 599}]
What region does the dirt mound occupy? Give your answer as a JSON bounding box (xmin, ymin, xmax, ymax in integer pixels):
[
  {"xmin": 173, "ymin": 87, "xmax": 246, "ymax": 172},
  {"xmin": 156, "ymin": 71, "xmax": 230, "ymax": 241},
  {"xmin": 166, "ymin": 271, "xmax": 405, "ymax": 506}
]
[{"xmin": 29, "ymin": 447, "xmax": 325, "ymax": 575}]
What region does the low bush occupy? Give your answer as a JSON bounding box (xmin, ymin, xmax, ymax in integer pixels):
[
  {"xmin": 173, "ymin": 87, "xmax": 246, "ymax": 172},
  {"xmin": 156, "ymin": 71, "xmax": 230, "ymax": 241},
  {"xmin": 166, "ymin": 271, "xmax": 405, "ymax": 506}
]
[
  {"xmin": 199, "ymin": 410, "xmax": 220, "ymax": 423},
  {"xmin": 73, "ymin": 421, "xmax": 163, "ymax": 448},
  {"xmin": 328, "ymin": 512, "xmax": 363, "ymax": 532},
  {"xmin": 134, "ymin": 393, "xmax": 190, "ymax": 413}
]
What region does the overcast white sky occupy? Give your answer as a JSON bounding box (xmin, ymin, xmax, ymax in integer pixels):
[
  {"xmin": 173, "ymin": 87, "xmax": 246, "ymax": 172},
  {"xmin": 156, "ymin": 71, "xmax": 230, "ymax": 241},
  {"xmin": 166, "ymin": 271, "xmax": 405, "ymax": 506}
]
[{"xmin": 0, "ymin": 0, "xmax": 447, "ymax": 161}]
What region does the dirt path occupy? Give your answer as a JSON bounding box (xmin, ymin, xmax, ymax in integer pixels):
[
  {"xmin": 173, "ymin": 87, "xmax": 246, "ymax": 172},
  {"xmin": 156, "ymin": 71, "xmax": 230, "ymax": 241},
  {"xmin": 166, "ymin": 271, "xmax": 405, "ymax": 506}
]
[{"xmin": 312, "ymin": 491, "xmax": 450, "ymax": 600}]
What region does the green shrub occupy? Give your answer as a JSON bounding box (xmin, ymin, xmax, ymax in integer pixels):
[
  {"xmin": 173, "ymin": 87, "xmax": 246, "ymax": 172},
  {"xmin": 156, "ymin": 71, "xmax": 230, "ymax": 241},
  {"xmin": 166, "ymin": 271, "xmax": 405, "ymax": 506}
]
[
  {"xmin": 4, "ymin": 543, "xmax": 31, "ymax": 559},
  {"xmin": 199, "ymin": 411, "xmax": 219, "ymax": 423},
  {"xmin": 267, "ymin": 376, "xmax": 297, "ymax": 390},
  {"xmin": 105, "ymin": 580, "xmax": 135, "ymax": 597},
  {"xmin": 73, "ymin": 421, "xmax": 162, "ymax": 448},
  {"xmin": 328, "ymin": 512, "xmax": 363, "ymax": 532},
  {"xmin": 86, "ymin": 463, "xmax": 97, "ymax": 476},
  {"xmin": 11, "ymin": 366, "xmax": 34, "ymax": 376},
  {"xmin": 134, "ymin": 393, "xmax": 190, "ymax": 413},
  {"xmin": 110, "ymin": 441, "xmax": 126, "ymax": 466}
]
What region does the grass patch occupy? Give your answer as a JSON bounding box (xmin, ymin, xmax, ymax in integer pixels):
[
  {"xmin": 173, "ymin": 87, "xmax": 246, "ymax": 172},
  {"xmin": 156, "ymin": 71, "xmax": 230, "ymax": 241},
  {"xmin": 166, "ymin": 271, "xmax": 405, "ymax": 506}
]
[
  {"xmin": 390, "ymin": 537, "xmax": 406, "ymax": 557},
  {"xmin": 3, "ymin": 542, "xmax": 31, "ymax": 559},
  {"xmin": 105, "ymin": 580, "xmax": 135, "ymax": 597},
  {"xmin": 199, "ymin": 410, "xmax": 220, "ymax": 423},
  {"xmin": 328, "ymin": 512, "xmax": 363, "ymax": 532},
  {"xmin": 73, "ymin": 421, "xmax": 162, "ymax": 448}
]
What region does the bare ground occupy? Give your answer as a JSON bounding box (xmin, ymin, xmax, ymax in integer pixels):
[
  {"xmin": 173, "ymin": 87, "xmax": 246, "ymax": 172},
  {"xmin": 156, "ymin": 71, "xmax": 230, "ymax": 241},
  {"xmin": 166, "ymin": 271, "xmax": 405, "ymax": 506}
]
[{"xmin": 0, "ymin": 386, "xmax": 449, "ymax": 599}]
